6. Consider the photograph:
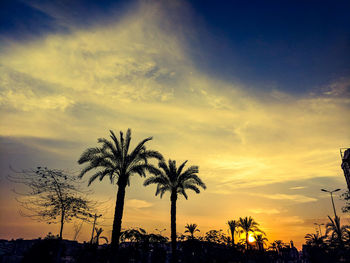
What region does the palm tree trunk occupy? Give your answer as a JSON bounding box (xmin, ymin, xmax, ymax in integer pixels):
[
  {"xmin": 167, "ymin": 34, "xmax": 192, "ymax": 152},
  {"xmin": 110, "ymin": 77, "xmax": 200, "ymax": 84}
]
[
  {"xmin": 170, "ymin": 192, "xmax": 177, "ymax": 263},
  {"xmin": 246, "ymin": 233, "xmax": 249, "ymax": 250},
  {"xmin": 111, "ymin": 182, "xmax": 127, "ymax": 251},
  {"xmin": 231, "ymin": 231, "xmax": 234, "ymax": 246}
]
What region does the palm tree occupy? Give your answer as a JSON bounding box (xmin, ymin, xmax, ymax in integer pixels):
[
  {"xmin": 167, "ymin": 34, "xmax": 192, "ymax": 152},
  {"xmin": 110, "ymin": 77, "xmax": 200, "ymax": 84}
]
[
  {"xmin": 78, "ymin": 129, "xmax": 162, "ymax": 251},
  {"xmin": 144, "ymin": 159, "xmax": 206, "ymax": 262},
  {"xmin": 227, "ymin": 220, "xmax": 238, "ymax": 246},
  {"xmin": 304, "ymin": 233, "xmax": 324, "ymax": 247},
  {"xmin": 185, "ymin": 223, "xmax": 200, "ymax": 239},
  {"xmin": 254, "ymin": 234, "xmax": 268, "ymax": 251},
  {"xmin": 273, "ymin": 240, "xmax": 283, "ymax": 253},
  {"xmin": 238, "ymin": 216, "xmax": 264, "ymax": 250},
  {"xmin": 326, "ymin": 215, "xmax": 349, "ymax": 247}
]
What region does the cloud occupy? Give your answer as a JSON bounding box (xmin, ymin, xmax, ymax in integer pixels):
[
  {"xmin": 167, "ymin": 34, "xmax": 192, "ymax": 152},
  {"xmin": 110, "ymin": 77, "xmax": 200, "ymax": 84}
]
[
  {"xmin": 251, "ymin": 193, "xmax": 318, "ymax": 204},
  {"xmin": 249, "ymin": 208, "xmax": 281, "ymax": 215},
  {"xmin": 289, "ymin": 186, "xmax": 306, "ymax": 190},
  {"xmin": 125, "ymin": 199, "xmax": 153, "ymax": 209}
]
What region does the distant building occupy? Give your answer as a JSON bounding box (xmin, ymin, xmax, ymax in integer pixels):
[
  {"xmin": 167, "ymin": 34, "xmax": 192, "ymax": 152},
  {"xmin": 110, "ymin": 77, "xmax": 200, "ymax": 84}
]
[{"xmin": 341, "ymin": 148, "xmax": 350, "ymax": 191}]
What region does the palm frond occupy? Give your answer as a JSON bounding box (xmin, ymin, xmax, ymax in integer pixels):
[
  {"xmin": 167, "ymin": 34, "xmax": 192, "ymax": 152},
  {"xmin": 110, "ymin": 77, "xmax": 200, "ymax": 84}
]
[{"xmin": 176, "ymin": 160, "xmax": 188, "ymax": 176}]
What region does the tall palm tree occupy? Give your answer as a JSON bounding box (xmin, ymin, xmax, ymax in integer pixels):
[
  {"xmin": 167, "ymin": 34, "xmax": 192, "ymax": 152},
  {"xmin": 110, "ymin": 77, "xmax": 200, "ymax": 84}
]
[
  {"xmin": 227, "ymin": 220, "xmax": 238, "ymax": 246},
  {"xmin": 326, "ymin": 215, "xmax": 349, "ymax": 247},
  {"xmin": 238, "ymin": 216, "xmax": 264, "ymax": 250},
  {"xmin": 184, "ymin": 223, "xmax": 200, "ymax": 239},
  {"xmin": 254, "ymin": 234, "xmax": 268, "ymax": 251},
  {"xmin": 78, "ymin": 129, "xmax": 162, "ymax": 251},
  {"xmin": 144, "ymin": 159, "xmax": 206, "ymax": 262}
]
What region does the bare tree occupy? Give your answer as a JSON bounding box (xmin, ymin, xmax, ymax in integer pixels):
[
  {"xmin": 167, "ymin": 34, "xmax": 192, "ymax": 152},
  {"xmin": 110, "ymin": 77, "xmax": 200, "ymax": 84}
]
[
  {"xmin": 8, "ymin": 167, "xmax": 93, "ymax": 239},
  {"xmin": 73, "ymin": 221, "xmax": 84, "ymax": 241}
]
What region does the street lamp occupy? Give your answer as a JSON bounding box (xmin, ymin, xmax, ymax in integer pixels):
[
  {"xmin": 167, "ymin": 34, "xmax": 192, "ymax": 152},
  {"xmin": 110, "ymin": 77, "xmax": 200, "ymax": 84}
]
[
  {"xmin": 321, "ymin": 188, "xmax": 340, "ymax": 218},
  {"xmin": 314, "ymin": 223, "xmax": 324, "ymax": 236}
]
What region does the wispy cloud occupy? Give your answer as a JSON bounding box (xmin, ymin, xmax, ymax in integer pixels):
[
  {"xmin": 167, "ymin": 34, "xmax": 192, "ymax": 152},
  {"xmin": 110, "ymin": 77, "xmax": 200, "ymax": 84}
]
[
  {"xmin": 125, "ymin": 199, "xmax": 153, "ymax": 209},
  {"xmin": 249, "ymin": 208, "xmax": 281, "ymax": 215},
  {"xmin": 289, "ymin": 186, "xmax": 306, "ymax": 190},
  {"xmin": 251, "ymin": 193, "xmax": 318, "ymax": 204}
]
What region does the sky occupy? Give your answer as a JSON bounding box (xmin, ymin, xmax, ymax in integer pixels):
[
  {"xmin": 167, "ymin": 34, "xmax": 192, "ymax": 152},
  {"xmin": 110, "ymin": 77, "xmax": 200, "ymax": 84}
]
[{"xmin": 0, "ymin": 0, "xmax": 350, "ymax": 249}]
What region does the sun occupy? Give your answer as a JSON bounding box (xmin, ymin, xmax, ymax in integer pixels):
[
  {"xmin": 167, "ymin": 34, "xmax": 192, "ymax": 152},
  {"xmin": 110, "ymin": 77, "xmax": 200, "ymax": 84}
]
[{"xmin": 248, "ymin": 234, "xmax": 255, "ymax": 243}]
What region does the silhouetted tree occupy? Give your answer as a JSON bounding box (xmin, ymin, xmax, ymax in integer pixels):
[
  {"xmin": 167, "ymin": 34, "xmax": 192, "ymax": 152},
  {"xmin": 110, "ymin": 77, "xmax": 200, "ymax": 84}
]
[
  {"xmin": 341, "ymin": 191, "xmax": 350, "ymax": 213},
  {"xmin": 78, "ymin": 129, "xmax": 162, "ymax": 251},
  {"xmin": 238, "ymin": 216, "xmax": 264, "ymax": 250},
  {"xmin": 227, "ymin": 220, "xmax": 238, "ymax": 246},
  {"xmin": 93, "ymin": 227, "xmax": 108, "ymax": 245},
  {"xmin": 8, "ymin": 167, "xmax": 92, "ymax": 239},
  {"xmin": 305, "ymin": 233, "xmax": 325, "ymax": 247},
  {"xmin": 254, "ymin": 234, "xmax": 268, "ymax": 251},
  {"xmin": 326, "ymin": 215, "xmax": 349, "ymax": 247},
  {"xmin": 184, "ymin": 223, "xmax": 200, "ymax": 240},
  {"xmin": 204, "ymin": 229, "xmax": 227, "ymax": 244},
  {"xmin": 73, "ymin": 221, "xmax": 84, "ymax": 241},
  {"xmin": 144, "ymin": 159, "xmax": 206, "ymax": 262},
  {"xmin": 272, "ymin": 240, "xmax": 284, "ymax": 253}
]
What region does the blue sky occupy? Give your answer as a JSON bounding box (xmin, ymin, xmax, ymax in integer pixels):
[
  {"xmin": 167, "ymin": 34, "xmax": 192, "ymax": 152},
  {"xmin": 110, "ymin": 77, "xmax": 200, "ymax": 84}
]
[{"xmin": 1, "ymin": 0, "xmax": 349, "ymax": 93}]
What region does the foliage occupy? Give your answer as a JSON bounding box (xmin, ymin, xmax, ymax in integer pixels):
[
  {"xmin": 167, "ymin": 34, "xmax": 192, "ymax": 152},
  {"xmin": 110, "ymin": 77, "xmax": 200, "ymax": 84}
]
[
  {"xmin": 144, "ymin": 158, "xmax": 206, "ymax": 261},
  {"xmin": 326, "ymin": 215, "xmax": 350, "ymax": 246},
  {"xmin": 237, "ymin": 216, "xmax": 265, "ymax": 249},
  {"xmin": 305, "ymin": 233, "xmax": 325, "ymax": 247},
  {"xmin": 254, "ymin": 234, "xmax": 268, "ymax": 251},
  {"xmin": 204, "ymin": 230, "xmax": 229, "ymax": 245},
  {"xmin": 341, "ymin": 191, "xmax": 350, "ymax": 213},
  {"xmin": 8, "ymin": 167, "xmax": 92, "ymax": 238},
  {"xmin": 184, "ymin": 223, "xmax": 200, "ymax": 240},
  {"xmin": 120, "ymin": 227, "xmax": 168, "ymax": 244},
  {"xmin": 227, "ymin": 220, "xmax": 238, "ymax": 246},
  {"xmin": 144, "ymin": 159, "xmax": 206, "ymax": 200},
  {"xmin": 78, "ymin": 129, "xmax": 162, "ymax": 250}
]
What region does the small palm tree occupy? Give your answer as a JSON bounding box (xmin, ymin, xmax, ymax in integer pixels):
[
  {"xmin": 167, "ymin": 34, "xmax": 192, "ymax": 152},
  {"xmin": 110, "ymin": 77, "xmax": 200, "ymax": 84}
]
[
  {"xmin": 273, "ymin": 240, "xmax": 283, "ymax": 253},
  {"xmin": 227, "ymin": 220, "xmax": 238, "ymax": 246},
  {"xmin": 304, "ymin": 233, "xmax": 324, "ymax": 247},
  {"xmin": 144, "ymin": 159, "xmax": 206, "ymax": 262},
  {"xmin": 326, "ymin": 215, "xmax": 349, "ymax": 247},
  {"xmin": 238, "ymin": 216, "xmax": 264, "ymax": 250},
  {"xmin": 254, "ymin": 234, "xmax": 268, "ymax": 251},
  {"xmin": 78, "ymin": 129, "xmax": 162, "ymax": 251},
  {"xmin": 185, "ymin": 223, "xmax": 200, "ymax": 239}
]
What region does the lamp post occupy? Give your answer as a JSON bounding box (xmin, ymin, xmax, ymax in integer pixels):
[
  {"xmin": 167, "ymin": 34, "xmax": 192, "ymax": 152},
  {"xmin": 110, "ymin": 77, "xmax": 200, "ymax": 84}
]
[
  {"xmin": 314, "ymin": 223, "xmax": 324, "ymax": 236},
  {"xmin": 321, "ymin": 188, "xmax": 340, "ymax": 218}
]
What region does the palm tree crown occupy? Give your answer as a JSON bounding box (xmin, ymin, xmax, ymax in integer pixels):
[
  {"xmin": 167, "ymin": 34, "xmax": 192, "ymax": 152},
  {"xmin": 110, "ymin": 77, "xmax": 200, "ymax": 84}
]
[
  {"xmin": 238, "ymin": 216, "xmax": 264, "ymax": 249},
  {"xmin": 144, "ymin": 159, "xmax": 206, "ymax": 199},
  {"xmin": 144, "ymin": 159, "xmax": 206, "ymax": 262},
  {"xmin": 304, "ymin": 233, "xmax": 324, "ymax": 247},
  {"xmin": 185, "ymin": 223, "xmax": 200, "ymax": 239},
  {"xmin": 227, "ymin": 220, "xmax": 238, "ymax": 246},
  {"xmin": 326, "ymin": 215, "xmax": 350, "ymax": 246},
  {"xmin": 78, "ymin": 129, "xmax": 162, "ymax": 186},
  {"xmin": 254, "ymin": 234, "xmax": 268, "ymax": 251},
  {"xmin": 78, "ymin": 129, "xmax": 162, "ymax": 251}
]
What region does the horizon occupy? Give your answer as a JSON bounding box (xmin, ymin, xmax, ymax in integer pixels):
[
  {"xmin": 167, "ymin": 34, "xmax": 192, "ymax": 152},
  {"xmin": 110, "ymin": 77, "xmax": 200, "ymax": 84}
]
[{"xmin": 0, "ymin": 0, "xmax": 350, "ymax": 251}]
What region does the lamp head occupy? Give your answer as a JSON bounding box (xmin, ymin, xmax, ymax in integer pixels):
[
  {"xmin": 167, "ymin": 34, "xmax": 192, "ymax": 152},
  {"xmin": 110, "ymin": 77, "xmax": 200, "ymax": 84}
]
[
  {"xmin": 333, "ymin": 188, "xmax": 341, "ymax": 192},
  {"xmin": 321, "ymin": 189, "xmax": 328, "ymax": 192}
]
